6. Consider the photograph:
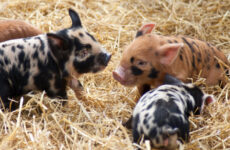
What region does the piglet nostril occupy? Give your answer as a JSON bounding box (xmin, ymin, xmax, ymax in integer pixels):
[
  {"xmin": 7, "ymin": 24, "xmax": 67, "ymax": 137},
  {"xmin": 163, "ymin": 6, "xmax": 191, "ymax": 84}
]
[
  {"xmin": 98, "ymin": 53, "xmax": 111, "ymax": 66},
  {"xmin": 112, "ymin": 71, "xmax": 122, "ymax": 82},
  {"xmin": 106, "ymin": 54, "xmax": 112, "ymax": 64}
]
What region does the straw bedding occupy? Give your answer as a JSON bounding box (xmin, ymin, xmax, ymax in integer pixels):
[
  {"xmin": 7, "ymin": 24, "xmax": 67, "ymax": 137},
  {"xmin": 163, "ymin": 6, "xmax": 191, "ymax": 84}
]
[{"xmin": 0, "ymin": 0, "xmax": 229, "ymax": 149}]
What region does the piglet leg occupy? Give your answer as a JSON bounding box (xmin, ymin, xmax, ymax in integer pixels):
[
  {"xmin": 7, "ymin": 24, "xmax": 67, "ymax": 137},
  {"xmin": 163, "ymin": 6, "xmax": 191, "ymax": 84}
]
[{"xmin": 69, "ymin": 78, "xmax": 84, "ymax": 99}]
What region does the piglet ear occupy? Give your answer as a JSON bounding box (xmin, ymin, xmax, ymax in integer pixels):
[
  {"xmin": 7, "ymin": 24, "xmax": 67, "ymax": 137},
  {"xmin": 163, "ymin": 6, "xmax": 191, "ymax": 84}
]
[
  {"xmin": 203, "ymin": 95, "xmax": 215, "ymax": 105},
  {"xmin": 47, "ymin": 33, "xmax": 69, "ymax": 59},
  {"xmin": 47, "ymin": 33, "xmax": 68, "ymax": 49},
  {"xmin": 163, "ymin": 74, "xmax": 183, "ymax": 85},
  {"xmin": 47, "ymin": 33, "xmax": 63, "ymax": 46},
  {"xmin": 69, "ymin": 8, "xmax": 82, "ymax": 27},
  {"xmin": 158, "ymin": 43, "xmax": 184, "ymax": 66},
  {"xmin": 136, "ymin": 23, "xmax": 155, "ymax": 37},
  {"xmin": 200, "ymin": 94, "xmax": 215, "ymax": 114}
]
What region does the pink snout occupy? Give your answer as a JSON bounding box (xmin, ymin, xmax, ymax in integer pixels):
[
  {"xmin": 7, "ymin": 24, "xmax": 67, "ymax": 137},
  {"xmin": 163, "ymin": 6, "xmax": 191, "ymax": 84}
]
[{"xmin": 113, "ymin": 66, "xmax": 126, "ymax": 84}]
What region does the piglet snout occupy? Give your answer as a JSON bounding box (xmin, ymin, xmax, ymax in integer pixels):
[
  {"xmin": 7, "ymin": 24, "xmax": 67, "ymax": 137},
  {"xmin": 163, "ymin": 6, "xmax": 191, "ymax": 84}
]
[
  {"xmin": 97, "ymin": 53, "xmax": 111, "ymax": 66},
  {"xmin": 113, "ymin": 66, "xmax": 126, "ymax": 84}
]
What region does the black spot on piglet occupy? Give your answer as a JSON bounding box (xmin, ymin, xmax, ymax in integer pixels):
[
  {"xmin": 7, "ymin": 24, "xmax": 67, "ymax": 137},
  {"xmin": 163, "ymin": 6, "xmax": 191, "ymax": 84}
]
[
  {"xmin": 148, "ymin": 68, "xmax": 159, "ymax": 78},
  {"xmin": 135, "ymin": 31, "xmax": 143, "ymax": 38},
  {"xmin": 216, "ymin": 63, "xmax": 220, "ymax": 69},
  {"xmin": 4, "ymin": 57, "xmax": 10, "ymax": 65},
  {"xmin": 18, "ymin": 51, "xmax": 25, "ymax": 63},
  {"xmin": 0, "ymin": 49, "xmax": 4, "ymax": 55},
  {"xmin": 17, "ymin": 45, "xmax": 24, "ymax": 50},
  {"xmin": 86, "ymin": 33, "xmax": 96, "ymax": 42},
  {"xmin": 74, "ymin": 56, "xmax": 95, "ymax": 73},
  {"xmin": 131, "ymin": 66, "xmax": 143, "ymax": 75},
  {"xmin": 11, "ymin": 46, "xmax": 15, "ymax": 52}
]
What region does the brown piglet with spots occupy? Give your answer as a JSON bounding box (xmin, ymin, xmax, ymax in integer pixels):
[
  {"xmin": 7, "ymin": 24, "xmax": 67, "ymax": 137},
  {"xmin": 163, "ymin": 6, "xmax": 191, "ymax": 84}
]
[{"xmin": 113, "ymin": 23, "xmax": 229, "ymax": 99}]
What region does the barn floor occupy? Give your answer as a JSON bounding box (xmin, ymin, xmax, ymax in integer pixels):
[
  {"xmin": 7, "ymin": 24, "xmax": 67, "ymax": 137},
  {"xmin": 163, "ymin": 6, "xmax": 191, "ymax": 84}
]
[{"xmin": 0, "ymin": 0, "xmax": 230, "ymax": 149}]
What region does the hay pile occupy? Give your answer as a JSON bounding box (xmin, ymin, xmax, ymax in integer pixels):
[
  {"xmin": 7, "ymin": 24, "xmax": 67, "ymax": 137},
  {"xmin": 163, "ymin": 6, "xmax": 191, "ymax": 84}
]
[{"xmin": 0, "ymin": 0, "xmax": 229, "ymax": 149}]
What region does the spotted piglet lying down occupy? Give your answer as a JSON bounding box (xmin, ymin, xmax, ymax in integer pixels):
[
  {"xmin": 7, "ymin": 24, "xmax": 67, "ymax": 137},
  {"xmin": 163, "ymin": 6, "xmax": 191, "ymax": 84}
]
[
  {"xmin": 113, "ymin": 23, "xmax": 229, "ymax": 97},
  {"xmin": 0, "ymin": 9, "xmax": 111, "ymax": 110},
  {"xmin": 131, "ymin": 74, "xmax": 214, "ymax": 149}
]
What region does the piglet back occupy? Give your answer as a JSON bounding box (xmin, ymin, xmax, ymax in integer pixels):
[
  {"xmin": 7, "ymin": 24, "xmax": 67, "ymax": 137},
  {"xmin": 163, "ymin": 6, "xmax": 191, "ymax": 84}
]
[{"xmin": 0, "ymin": 20, "xmax": 42, "ymax": 42}]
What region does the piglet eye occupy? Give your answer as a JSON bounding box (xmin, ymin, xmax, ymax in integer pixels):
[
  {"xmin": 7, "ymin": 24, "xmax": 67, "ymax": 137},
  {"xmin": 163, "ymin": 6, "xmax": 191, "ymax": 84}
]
[
  {"xmin": 137, "ymin": 60, "xmax": 147, "ymax": 66},
  {"xmin": 78, "ymin": 49, "xmax": 88, "ymax": 58},
  {"xmin": 85, "ymin": 44, "xmax": 92, "ymax": 50}
]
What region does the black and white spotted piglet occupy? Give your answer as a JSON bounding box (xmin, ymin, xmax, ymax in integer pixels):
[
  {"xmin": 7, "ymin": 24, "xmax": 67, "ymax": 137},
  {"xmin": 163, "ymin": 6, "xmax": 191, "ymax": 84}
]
[
  {"xmin": 132, "ymin": 75, "xmax": 214, "ymax": 149},
  {"xmin": 0, "ymin": 9, "xmax": 111, "ymax": 110}
]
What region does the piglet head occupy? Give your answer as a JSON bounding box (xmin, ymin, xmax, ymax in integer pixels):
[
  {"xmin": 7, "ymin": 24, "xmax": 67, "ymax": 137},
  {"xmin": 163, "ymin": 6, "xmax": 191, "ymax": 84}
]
[
  {"xmin": 200, "ymin": 94, "xmax": 215, "ymax": 113},
  {"xmin": 113, "ymin": 23, "xmax": 183, "ymax": 87},
  {"xmin": 47, "ymin": 9, "xmax": 111, "ymax": 78},
  {"xmin": 183, "ymin": 83, "xmax": 215, "ymax": 115},
  {"xmin": 112, "ymin": 41, "xmax": 158, "ymax": 86}
]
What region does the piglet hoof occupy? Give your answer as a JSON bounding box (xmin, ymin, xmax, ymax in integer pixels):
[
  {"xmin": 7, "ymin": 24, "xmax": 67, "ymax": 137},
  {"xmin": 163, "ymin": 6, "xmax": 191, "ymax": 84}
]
[
  {"xmin": 69, "ymin": 79, "xmax": 84, "ymax": 91},
  {"xmin": 69, "ymin": 79, "xmax": 85, "ymax": 99}
]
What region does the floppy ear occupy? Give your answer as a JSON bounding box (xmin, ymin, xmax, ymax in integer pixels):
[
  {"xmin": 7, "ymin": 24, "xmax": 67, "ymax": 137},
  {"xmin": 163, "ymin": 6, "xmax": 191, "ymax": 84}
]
[
  {"xmin": 158, "ymin": 43, "xmax": 184, "ymax": 66},
  {"xmin": 69, "ymin": 8, "xmax": 82, "ymax": 27},
  {"xmin": 163, "ymin": 74, "xmax": 183, "ymax": 85},
  {"xmin": 136, "ymin": 23, "xmax": 155, "ymax": 37},
  {"xmin": 203, "ymin": 95, "xmax": 215, "ymax": 105},
  {"xmin": 47, "ymin": 33, "xmax": 68, "ymax": 49},
  {"xmin": 199, "ymin": 94, "xmax": 215, "ymax": 114},
  {"xmin": 47, "ymin": 33, "xmax": 69, "ymax": 59}
]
